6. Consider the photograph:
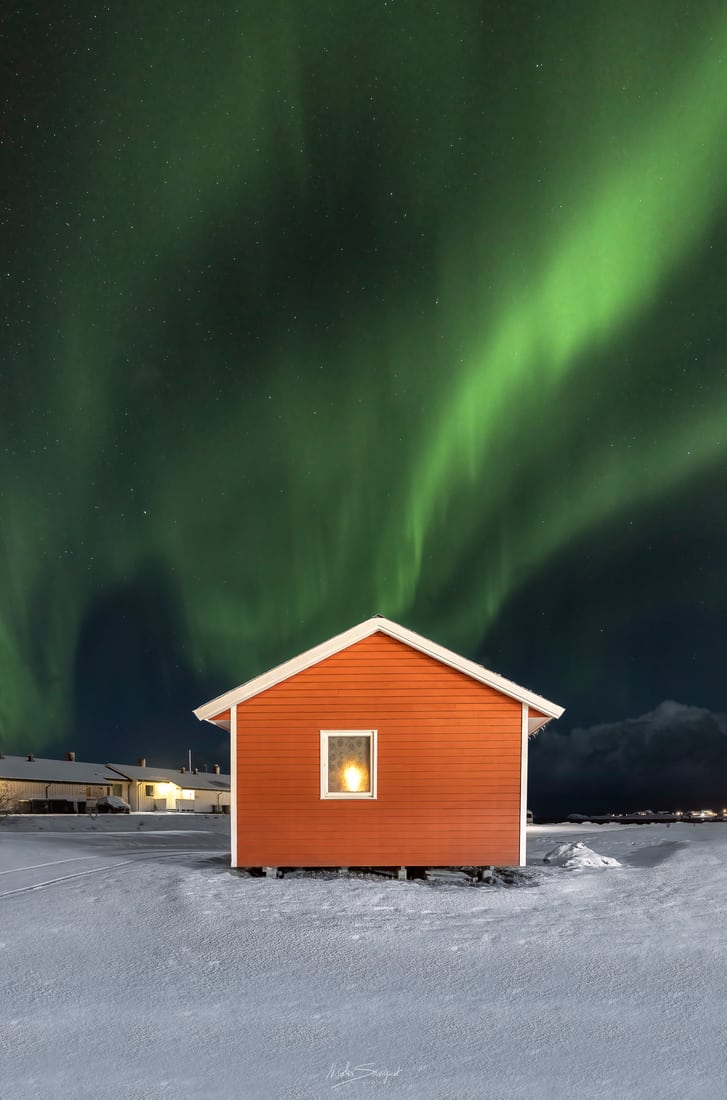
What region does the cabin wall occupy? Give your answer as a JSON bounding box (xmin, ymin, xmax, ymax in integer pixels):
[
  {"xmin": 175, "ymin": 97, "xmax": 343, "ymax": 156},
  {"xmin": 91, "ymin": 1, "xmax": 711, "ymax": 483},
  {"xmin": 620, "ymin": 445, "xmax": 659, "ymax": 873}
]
[
  {"xmin": 235, "ymin": 633, "xmax": 522, "ymax": 867},
  {"xmin": 192, "ymin": 792, "xmax": 231, "ymax": 813}
]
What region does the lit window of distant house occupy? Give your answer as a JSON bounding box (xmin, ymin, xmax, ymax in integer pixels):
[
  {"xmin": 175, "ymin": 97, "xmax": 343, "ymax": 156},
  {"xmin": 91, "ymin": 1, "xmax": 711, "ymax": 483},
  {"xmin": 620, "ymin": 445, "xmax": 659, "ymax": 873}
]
[{"xmin": 320, "ymin": 730, "xmax": 377, "ymax": 799}]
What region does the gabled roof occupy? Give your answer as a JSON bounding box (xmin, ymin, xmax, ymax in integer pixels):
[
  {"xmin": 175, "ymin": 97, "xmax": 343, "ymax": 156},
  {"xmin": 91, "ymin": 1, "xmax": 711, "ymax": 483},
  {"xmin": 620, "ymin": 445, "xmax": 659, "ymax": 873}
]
[
  {"xmin": 106, "ymin": 764, "xmax": 174, "ymax": 784},
  {"xmin": 0, "ymin": 755, "xmax": 122, "ymax": 785},
  {"xmin": 107, "ymin": 764, "xmax": 230, "ymax": 791},
  {"xmin": 0, "ymin": 755, "xmax": 230, "ymax": 791},
  {"xmin": 193, "ymin": 615, "xmax": 564, "ymax": 730}
]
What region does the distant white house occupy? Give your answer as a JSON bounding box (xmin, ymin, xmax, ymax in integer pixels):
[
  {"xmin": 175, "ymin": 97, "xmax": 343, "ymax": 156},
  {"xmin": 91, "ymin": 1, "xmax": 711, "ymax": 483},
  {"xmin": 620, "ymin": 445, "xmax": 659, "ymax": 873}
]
[
  {"xmin": 0, "ymin": 753, "xmax": 230, "ymax": 814},
  {"xmin": 108, "ymin": 761, "xmax": 231, "ymax": 814}
]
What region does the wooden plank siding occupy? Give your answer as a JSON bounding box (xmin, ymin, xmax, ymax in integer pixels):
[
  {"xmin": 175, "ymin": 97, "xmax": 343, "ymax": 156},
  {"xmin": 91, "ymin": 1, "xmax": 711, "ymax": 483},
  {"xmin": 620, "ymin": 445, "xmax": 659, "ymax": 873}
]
[
  {"xmin": 0, "ymin": 778, "xmax": 128, "ymax": 810},
  {"xmin": 235, "ymin": 632, "xmax": 522, "ymax": 867},
  {"xmin": 2, "ymin": 780, "xmax": 109, "ymax": 802}
]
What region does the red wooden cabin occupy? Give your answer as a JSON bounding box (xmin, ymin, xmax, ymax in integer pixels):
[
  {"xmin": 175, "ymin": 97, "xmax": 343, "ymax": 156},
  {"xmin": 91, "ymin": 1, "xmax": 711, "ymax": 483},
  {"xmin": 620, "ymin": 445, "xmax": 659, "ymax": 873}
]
[{"xmin": 194, "ymin": 616, "xmax": 563, "ymax": 870}]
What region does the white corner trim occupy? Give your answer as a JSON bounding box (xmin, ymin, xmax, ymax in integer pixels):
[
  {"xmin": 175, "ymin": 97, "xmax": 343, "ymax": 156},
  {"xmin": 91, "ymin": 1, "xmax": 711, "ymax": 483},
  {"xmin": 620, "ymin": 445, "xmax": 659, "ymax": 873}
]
[
  {"xmin": 320, "ymin": 729, "xmax": 377, "ymax": 799},
  {"xmin": 230, "ymin": 704, "xmax": 238, "ymax": 868},
  {"xmin": 193, "ymin": 616, "xmax": 565, "ymax": 722},
  {"xmin": 519, "ymin": 704, "xmax": 529, "ymax": 867}
]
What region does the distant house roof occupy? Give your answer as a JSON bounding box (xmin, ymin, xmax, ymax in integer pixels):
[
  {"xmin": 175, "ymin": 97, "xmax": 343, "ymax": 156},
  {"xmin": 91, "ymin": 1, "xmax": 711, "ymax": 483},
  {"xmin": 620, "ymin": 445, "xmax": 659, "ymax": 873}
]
[
  {"xmin": 105, "ymin": 764, "xmax": 175, "ymax": 784},
  {"xmin": 0, "ymin": 755, "xmax": 230, "ymax": 792},
  {"xmin": 0, "ymin": 755, "xmax": 122, "ymax": 785},
  {"xmin": 107, "ymin": 764, "xmax": 230, "ymax": 791},
  {"xmin": 194, "ymin": 614, "xmax": 564, "ymax": 732}
]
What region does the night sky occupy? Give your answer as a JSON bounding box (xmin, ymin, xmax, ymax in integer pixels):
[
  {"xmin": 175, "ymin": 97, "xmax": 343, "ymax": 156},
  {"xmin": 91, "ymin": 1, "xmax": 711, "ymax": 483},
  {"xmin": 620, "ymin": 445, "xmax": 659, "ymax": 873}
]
[{"xmin": 3, "ymin": 2, "xmax": 727, "ymax": 814}]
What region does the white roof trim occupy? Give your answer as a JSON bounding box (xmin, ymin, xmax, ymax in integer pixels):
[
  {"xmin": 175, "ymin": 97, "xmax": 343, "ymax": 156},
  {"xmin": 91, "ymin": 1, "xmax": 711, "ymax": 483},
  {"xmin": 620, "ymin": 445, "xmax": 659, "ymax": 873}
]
[{"xmin": 194, "ymin": 616, "xmax": 564, "ymax": 724}]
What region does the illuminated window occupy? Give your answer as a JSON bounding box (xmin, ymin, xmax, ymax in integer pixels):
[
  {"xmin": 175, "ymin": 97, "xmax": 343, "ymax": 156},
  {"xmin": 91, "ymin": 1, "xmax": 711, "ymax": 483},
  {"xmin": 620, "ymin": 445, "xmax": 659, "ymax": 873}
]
[{"xmin": 320, "ymin": 730, "xmax": 377, "ymax": 799}]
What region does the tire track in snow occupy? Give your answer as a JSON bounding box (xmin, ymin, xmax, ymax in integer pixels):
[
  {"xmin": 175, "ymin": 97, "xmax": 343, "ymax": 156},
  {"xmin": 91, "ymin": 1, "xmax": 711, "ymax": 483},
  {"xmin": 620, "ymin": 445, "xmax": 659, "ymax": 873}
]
[
  {"xmin": 0, "ymin": 849, "xmax": 226, "ymax": 900},
  {"xmin": 0, "ymin": 856, "xmax": 90, "ymax": 876},
  {"xmin": 0, "ymin": 859, "xmax": 138, "ymax": 899}
]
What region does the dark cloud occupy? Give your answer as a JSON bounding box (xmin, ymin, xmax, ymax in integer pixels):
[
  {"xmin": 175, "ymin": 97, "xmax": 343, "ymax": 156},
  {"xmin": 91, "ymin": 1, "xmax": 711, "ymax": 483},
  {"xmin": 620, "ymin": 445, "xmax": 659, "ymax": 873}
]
[{"xmin": 529, "ymin": 701, "xmax": 727, "ymax": 817}]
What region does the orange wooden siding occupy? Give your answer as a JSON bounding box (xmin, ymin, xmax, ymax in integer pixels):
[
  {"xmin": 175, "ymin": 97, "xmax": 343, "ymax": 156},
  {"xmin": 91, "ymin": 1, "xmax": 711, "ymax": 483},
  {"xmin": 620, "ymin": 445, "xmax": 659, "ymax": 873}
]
[{"xmin": 234, "ymin": 632, "xmax": 523, "ymax": 867}]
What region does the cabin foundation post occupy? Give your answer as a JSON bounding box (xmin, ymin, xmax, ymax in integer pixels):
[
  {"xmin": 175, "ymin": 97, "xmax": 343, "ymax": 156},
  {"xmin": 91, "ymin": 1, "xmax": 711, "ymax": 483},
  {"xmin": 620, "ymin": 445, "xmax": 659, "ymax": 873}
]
[
  {"xmin": 263, "ymin": 866, "xmax": 279, "ymax": 879},
  {"xmin": 397, "ymin": 866, "xmax": 407, "ymax": 881},
  {"xmin": 338, "ymin": 867, "xmax": 349, "ymax": 876}
]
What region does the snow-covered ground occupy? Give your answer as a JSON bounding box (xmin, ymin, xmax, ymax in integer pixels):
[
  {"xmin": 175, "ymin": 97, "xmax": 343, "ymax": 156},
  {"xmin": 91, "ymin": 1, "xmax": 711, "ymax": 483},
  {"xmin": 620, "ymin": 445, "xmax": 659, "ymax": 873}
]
[{"xmin": 2, "ymin": 816, "xmax": 726, "ymax": 1099}]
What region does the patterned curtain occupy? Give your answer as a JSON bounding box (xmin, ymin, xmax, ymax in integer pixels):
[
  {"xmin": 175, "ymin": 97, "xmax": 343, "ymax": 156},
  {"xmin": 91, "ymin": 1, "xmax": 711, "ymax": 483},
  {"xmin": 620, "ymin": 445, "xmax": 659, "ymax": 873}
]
[{"xmin": 327, "ymin": 735, "xmax": 371, "ymax": 793}]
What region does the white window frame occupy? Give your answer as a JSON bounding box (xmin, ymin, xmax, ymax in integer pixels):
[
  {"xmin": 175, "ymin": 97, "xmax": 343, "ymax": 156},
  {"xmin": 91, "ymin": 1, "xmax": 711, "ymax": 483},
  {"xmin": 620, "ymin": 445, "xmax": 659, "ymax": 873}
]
[{"xmin": 320, "ymin": 729, "xmax": 378, "ymax": 800}]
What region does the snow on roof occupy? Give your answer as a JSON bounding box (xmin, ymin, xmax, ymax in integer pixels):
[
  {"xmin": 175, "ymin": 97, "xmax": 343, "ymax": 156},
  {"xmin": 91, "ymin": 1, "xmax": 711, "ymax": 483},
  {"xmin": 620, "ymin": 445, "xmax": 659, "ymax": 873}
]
[
  {"xmin": 107, "ymin": 764, "xmax": 230, "ymax": 791},
  {"xmin": 0, "ymin": 755, "xmax": 122, "ymax": 785},
  {"xmin": 0, "ymin": 755, "xmax": 230, "ymax": 791},
  {"xmin": 105, "ymin": 764, "xmax": 176, "ymax": 783},
  {"xmin": 194, "ymin": 614, "xmax": 565, "ymax": 723}
]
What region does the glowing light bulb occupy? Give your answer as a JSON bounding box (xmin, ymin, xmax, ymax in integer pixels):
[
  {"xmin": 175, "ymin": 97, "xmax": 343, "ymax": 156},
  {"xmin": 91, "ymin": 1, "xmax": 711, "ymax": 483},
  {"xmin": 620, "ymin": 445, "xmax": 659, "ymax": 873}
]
[{"xmin": 343, "ymin": 765, "xmax": 362, "ymax": 792}]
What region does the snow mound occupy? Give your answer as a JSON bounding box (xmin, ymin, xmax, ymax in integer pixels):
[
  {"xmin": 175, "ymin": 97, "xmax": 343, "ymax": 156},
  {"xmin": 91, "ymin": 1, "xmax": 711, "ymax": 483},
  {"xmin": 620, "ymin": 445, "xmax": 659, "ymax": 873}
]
[{"xmin": 543, "ymin": 841, "xmax": 621, "ymax": 869}]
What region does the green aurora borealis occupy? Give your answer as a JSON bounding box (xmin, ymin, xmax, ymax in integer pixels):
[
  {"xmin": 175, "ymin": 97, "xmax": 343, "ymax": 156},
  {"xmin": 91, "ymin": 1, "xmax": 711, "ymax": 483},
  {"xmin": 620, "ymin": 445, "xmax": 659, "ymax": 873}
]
[{"xmin": 4, "ymin": 1, "xmax": 727, "ymax": 761}]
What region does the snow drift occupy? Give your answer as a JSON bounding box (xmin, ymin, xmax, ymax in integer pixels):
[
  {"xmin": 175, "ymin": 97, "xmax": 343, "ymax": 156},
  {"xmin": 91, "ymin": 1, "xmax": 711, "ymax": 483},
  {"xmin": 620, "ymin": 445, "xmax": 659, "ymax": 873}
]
[{"xmin": 543, "ymin": 840, "xmax": 621, "ymax": 868}]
